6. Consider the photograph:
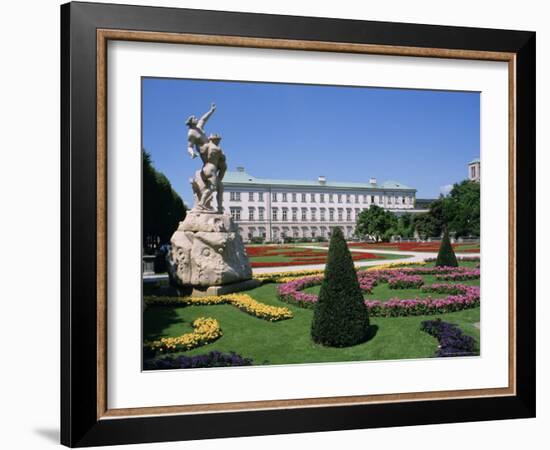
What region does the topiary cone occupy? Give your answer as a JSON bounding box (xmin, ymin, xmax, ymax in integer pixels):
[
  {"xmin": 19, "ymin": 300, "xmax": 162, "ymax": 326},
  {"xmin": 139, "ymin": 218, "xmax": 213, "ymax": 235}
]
[
  {"xmin": 311, "ymin": 227, "xmax": 370, "ymax": 347},
  {"xmin": 435, "ymin": 227, "xmax": 459, "ymax": 267}
]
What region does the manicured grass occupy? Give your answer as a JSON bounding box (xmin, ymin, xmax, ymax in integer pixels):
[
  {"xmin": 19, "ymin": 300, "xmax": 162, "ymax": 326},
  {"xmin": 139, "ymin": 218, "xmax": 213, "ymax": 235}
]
[
  {"xmin": 143, "ymin": 263, "xmax": 480, "ymax": 365},
  {"xmin": 303, "ymin": 274, "xmax": 479, "ymax": 302}
]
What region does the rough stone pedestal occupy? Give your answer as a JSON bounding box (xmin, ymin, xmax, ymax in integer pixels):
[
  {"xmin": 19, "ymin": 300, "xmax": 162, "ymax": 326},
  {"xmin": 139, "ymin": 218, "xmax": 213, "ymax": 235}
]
[{"xmin": 167, "ymin": 210, "xmax": 258, "ymax": 294}]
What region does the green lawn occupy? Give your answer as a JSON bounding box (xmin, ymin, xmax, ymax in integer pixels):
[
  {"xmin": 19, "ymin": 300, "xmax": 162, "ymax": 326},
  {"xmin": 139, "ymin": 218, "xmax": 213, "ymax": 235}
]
[
  {"xmin": 304, "ymin": 274, "xmax": 479, "ymax": 301},
  {"xmin": 143, "ymin": 262, "xmax": 480, "ymax": 366}
]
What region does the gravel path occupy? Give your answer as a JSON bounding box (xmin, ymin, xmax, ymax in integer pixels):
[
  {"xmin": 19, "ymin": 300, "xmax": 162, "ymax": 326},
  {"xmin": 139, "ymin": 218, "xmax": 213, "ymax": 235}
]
[{"xmin": 143, "ymin": 245, "xmax": 481, "ymax": 279}]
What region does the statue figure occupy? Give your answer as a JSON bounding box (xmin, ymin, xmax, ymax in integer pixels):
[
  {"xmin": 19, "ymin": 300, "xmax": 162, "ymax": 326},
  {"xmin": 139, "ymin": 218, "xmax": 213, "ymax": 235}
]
[
  {"xmin": 186, "ymin": 103, "xmax": 216, "ymax": 159},
  {"xmin": 185, "ymin": 103, "xmax": 226, "ymax": 212},
  {"xmin": 167, "ymin": 102, "xmax": 257, "ymax": 294}
]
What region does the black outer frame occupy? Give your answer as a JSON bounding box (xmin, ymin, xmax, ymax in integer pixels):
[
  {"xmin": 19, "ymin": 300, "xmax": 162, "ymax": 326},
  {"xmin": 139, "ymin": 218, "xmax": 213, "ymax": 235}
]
[{"xmin": 60, "ymin": 1, "xmax": 536, "ymax": 447}]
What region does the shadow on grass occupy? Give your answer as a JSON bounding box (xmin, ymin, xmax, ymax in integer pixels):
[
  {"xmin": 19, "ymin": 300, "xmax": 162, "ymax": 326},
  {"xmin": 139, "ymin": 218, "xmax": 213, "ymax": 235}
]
[
  {"xmin": 365, "ymin": 324, "xmax": 379, "ymax": 343},
  {"xmin": 143, "ymin": 306, "xmax": 184, "ymax": 342}
]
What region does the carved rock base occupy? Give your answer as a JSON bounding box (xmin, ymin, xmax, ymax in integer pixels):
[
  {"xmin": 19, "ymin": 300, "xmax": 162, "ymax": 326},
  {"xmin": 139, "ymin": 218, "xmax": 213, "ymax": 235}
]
[{"xmin": 167, "ymin": 211, "xmax": 253, "ymax": 288}]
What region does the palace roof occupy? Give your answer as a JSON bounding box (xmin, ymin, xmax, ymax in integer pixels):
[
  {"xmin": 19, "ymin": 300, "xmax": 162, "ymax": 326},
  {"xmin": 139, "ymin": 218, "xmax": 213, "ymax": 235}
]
[{"xmin": 222, "ymin": 170, "xmax": 415, "ymax": 191}]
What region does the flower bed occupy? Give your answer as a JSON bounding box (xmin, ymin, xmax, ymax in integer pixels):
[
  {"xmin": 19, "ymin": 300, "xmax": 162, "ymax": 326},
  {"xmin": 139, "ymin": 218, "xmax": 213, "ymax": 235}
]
[
  {"xmin": 144, "ymin": 317, "xmax": 222, "ymax": 353},
  {"xmin": 144, "ymin": 351, "xmax": 253, "ymax": 370},
  {"xmin": 388, "ymin": 274, "xmax": 424, "ymax": 289},
  {"xmin": 277, "ymin": 267, "xmax": 480, "ymax": 317},
  {"xmin": 420, "ymin": 319, "xmax": 477, "ymax": 357},
  {"xmin": 254, "ymin": 268, "xmax": 325, "ymax": 283},
  {"xmin": 144, "ymin": 293, "xmax": 293, "ymax": 322},
  {"xmin": 425, "ymin": 256, "xmax": 480, "ymax": 263},
  {"xmin": 246, "ymin": 245, "xmax": 380, "ymax": 268},
  {"xmin": 435, "ymin": 268, "xmax": 480, "ymax": 281}
]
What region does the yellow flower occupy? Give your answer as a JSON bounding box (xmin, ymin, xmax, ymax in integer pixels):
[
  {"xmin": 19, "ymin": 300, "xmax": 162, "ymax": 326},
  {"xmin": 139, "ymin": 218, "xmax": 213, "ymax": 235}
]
[
  {"xmin": 145, "ymin": 317, "xmax": 223, "ymax": 353},
  {"xmin": 144, "ymin": 294, "xmax": 293, "ymax": 321}
]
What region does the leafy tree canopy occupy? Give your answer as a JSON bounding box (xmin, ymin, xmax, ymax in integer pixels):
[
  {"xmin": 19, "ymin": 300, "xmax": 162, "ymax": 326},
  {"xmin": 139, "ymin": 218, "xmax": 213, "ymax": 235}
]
[
  {"xmin": 143, "ymin": 149, "xmax": 187, "ymax": 253},
  {"xmin": 355, "ymin": 205, "xmax": 397, "ymax": 242}
]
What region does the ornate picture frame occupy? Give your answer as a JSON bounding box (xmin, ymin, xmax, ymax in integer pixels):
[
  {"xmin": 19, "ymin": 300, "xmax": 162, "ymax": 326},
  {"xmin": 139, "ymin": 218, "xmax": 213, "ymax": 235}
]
[{"xmin": 61, "ymin": 2, "xmax": 535, "ymax": 447}]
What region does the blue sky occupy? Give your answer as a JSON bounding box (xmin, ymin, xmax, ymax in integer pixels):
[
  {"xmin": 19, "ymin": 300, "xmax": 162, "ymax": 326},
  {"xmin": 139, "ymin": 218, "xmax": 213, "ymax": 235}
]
[{"xmin": 142, "ymin": 77, "xmax": 479, "ymax": 206}]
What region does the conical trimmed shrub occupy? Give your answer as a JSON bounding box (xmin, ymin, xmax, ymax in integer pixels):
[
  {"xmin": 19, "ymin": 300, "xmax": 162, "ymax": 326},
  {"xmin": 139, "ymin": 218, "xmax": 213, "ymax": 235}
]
[
  {"xmin": 311, "ymin": 228, "xmax": 370, "ymax": 347},
  {"xmin": 435, "ymin": 228, "xmax": 458, "ymax": 267}
]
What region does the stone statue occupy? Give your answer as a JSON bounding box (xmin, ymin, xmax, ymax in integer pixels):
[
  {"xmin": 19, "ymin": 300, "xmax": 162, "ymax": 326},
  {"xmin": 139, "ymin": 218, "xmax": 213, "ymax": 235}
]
[
  {"xmin": 166, "ymin": 104, "xmax": 257, "ymax": 295},
  {"xmin": 186, "ymin": 103, "xmax": 227, "ymax": 212}
]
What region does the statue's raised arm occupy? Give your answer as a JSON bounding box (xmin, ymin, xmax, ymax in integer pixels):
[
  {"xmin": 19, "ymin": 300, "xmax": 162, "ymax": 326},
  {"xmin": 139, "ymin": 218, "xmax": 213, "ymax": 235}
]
[
  {"xmin": 197, "ymin": 103, "xmax": 216, "ymax": 131},
  {"xmin": 186, "ymin": 103, "xmax": 216, "ymax": 159}
]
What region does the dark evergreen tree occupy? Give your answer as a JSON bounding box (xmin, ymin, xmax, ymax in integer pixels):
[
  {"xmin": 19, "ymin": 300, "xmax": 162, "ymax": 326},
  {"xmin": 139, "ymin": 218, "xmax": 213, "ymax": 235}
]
[
  {"xmin": 143, "ymin": 149, "xmax": 187, "ymax": 254},
  {"xmin": 435, "ymin": 227, "xmax": 459, "ymax": 267},
  {"xmin": 311, "ymin": 227, "xmax": 370, "ymax": 347}
]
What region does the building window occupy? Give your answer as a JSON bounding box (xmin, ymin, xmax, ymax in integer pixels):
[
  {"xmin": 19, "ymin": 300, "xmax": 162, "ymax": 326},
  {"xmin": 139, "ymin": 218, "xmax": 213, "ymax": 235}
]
[
  {"xmin": 311, "ymin": 228, "xmax": 317, "ymax": 238},
  {"xmin": 338, "ymin": 209, "xmax": 343, "ymax": 221},
  {"xmin": 301, "ymin": 193, "xmax": 306, "ymax": 202},
  {"xmin": 346, "ymin": 209, "xmax": 352, "ymax": 221},
  {"xmin": 292, "ymin": 193, "xmax": 297, "ymax": 202},
  {"xmin": 320, "ymin": 209, "xmax": 326, "ymax": 221},
  {"xmin": 292, "ymin": 208, "xmax": 297, "ymax": 221},
  {"xmin": 282, "ymin": 208, "xmax": 288, "ymax": 221},
  {"xmin": 258, "ymin": 207, "xmax": 265, "ymax": 221},
  {"xmin": 373, "ymin": 195, "xmax": 377, "ymax": 204},
  {"xmin": 338, "ymin": 194, "xmax": 343, "ymax": 203},
  {"xmin": 320, "ymin": 193, "xmax": 325, "ymax": 202},
  {"xmin": 329, "ymin": 209, "xmax": 334, "ymax": 221},
  {"xmin": 311, "ymin": 193, "xmax": 316, "ymax": 202},
  {"xmin": 258, "ymin": 192, "xmax": 264, "ymax": 201},
  {"xmin": 272, "ymin": 192, "xmax": 277, "ymax": 202},
  {"xmin": 230, "ymin": 191, "xmax": 241, "ymax": 201},
  {"xmin": 230, "ymin": 207, "xmax": 241, "ymax": 221},
  {"xmin": 301, "ymin": 208, "xmax": 307, "ymax": 221},
  {"xmin": 248, "ymin": 192, "xmax": 254, "ymax": 201},
  {"xmin": 346, "ymin": 194, "xmax": 351, "ymax": 203},
  {"xmin": 248, "ymin": 207, "xmax": 255, "ymax": 220},
  {"xmin": 293, "ymin": 228, "xmax": 299, "ymax": 238},
  {"xmin": 272, "ymin": 208, "xmax": 278, "ymax": 221},
  {"xmin": 355, "ymin": 208, "xmax": 360, "ymax": 219},
  {"xmin": 282, "ymin": 193, "xmax": 287, "ymax": 202},
  {"xmin": 311, "ymin": 208, "xmax": 317, "ymax": 221}
]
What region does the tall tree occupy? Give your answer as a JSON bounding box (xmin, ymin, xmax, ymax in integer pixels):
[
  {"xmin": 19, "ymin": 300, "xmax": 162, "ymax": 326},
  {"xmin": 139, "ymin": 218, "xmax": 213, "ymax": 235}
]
[
  {"xmin": 143, "ymin": 149, "xmax": 186, "ymax": 254},
  {"xmin": 412, "ymin": 181, "xmax": 479, "ymax": 239},
  {"xmin": 355, "ymin": 205, "xmax": 397, "ymax": 242},
  {"xmin": 443, "ymin": 180, "xmax": 480, "ymax": 238}
]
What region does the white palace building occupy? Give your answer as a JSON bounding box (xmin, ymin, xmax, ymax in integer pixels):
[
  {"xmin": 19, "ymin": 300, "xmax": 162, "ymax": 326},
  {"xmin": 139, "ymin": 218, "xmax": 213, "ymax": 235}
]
[{"xmin": 221, "ymin": 167, "xmax": 417, "ymax": 242}]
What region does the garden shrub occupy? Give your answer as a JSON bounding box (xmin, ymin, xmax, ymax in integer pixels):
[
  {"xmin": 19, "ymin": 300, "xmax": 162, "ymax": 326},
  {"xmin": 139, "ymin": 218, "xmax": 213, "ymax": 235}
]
[
  {"xmin": 311, "ymin": 227, "xmax": 370, "ymax": 347},
  {"xmin": 435, "ymin": 228, "xmax": 459, "ymax": 267}
]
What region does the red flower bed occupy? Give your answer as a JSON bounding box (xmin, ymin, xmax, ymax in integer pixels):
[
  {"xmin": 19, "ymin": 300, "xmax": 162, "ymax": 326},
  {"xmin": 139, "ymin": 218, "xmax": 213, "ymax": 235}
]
[{"xmin": 246, "ymin": 245, "xmax": 379, "ymax": 268}]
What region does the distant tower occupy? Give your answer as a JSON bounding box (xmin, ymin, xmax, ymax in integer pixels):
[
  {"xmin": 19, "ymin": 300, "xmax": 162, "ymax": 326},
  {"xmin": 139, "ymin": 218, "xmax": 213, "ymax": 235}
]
[{"xmin": 468, "ymin": 158, "xmax": 480, "ymax": 182}]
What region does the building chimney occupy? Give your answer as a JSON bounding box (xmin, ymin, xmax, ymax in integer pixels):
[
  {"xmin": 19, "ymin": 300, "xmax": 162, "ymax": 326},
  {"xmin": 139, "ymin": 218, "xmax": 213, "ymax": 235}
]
[
  {"xmin": 318, "ymin": 175, "xmax": 326, "ymax": 185},
  {"xmin": 236, "ymin": 166, "xmax": 245, "ymax": 172},
  {"xmin": 369, "ymin": 177, "xmax": 377, "ymax": 185}
]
